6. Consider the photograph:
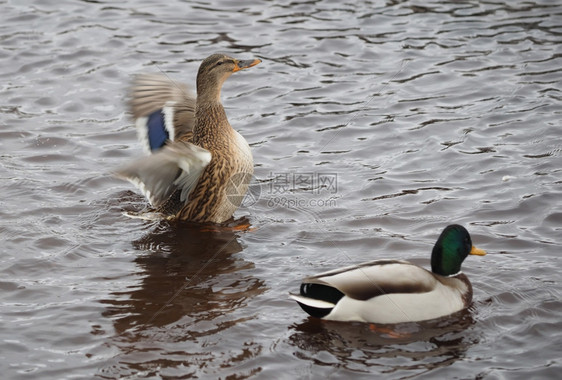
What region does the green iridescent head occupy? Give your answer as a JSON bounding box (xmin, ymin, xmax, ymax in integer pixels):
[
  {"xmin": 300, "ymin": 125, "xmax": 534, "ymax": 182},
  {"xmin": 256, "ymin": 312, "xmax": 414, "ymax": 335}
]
[{"xmin": 431, "ymin": 224, "xmax": 486, "ymax": 276}]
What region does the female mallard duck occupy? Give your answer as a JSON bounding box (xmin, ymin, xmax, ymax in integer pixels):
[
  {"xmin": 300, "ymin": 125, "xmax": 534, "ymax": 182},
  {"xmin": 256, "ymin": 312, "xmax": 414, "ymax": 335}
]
[
  {"xmin": 290, "ymin": 225, "xmax": 486, "ymax": 323},
  {"xmin": 116, "ymin": 54, "xmax": 261, "ymax": 223}
]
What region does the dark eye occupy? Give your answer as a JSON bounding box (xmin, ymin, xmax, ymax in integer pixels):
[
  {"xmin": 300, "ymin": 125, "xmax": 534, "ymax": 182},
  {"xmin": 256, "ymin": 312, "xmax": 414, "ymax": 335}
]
[{"xmin": 216, "ymin": 61, "xmax": 224, "ymax": 66}]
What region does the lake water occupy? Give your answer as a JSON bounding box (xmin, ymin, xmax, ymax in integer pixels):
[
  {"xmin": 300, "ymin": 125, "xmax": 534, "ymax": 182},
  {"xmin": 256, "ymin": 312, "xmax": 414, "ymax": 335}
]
[{"xmin": 1, "ymin": 0, "xmax": 561, "ymax": 379}]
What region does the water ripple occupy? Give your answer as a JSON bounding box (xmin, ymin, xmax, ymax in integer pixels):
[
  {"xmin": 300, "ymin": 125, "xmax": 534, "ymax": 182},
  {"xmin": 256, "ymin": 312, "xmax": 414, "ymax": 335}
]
[{"xmin": 0, "ymin": 0, "xmax": 560, "ymax": 378}]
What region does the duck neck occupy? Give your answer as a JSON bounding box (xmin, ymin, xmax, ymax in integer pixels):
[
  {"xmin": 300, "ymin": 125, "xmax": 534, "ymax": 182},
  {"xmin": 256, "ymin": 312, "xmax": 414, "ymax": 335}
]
[
  {"xmin": 196, "ymin": 80, "xmax": 222, "ymax": 104},
  {"xmin": 196, "ymin": 68, "xmax": 229, "ymax": 104},
  {"xmin": 194, "ymin": 101, "xmax": 233, "ymax": 142},
  {"xmin": 194, "ymin": 69, "xmax": 235, "ymax": 144}
]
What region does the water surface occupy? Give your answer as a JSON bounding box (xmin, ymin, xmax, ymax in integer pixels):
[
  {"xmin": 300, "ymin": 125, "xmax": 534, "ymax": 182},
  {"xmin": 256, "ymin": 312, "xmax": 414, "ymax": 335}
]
[{"xmin": 1, "ymin": 0, "xmax": 561, "ymax": 379}]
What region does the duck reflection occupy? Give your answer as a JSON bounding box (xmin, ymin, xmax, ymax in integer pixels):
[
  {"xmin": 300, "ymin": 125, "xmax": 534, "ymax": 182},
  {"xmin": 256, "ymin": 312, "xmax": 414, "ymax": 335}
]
[
  {"xmin": 98, "ymin": 219, "xmax": 266, "ymax": 378},
  {"xmin": 289, "ymin": 309, "xmax": 477, "ymax": 374},
  {"xmin": 102, "ymin": 218, "xmax": 265, "ymax": 335}
]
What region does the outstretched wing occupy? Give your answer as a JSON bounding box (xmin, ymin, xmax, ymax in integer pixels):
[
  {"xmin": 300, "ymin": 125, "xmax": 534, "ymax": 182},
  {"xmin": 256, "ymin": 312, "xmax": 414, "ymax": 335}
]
[
  {"xmin": 115, "ymin": 141, "xmax": 212, "ymax": 207},
  {"xmin": 129, "ymin": 74, "xmax": 196, "ymax": 152}
]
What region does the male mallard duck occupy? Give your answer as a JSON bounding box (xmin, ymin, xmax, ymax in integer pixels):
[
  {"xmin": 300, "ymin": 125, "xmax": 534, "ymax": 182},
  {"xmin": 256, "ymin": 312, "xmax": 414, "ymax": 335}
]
[
  {"xmin": 116, "ymin": 54, "xmax": 261, "ymax": 223},
  {"xmin": 290, "ymin": 225, "xmax": 486, "ymax": 323}
]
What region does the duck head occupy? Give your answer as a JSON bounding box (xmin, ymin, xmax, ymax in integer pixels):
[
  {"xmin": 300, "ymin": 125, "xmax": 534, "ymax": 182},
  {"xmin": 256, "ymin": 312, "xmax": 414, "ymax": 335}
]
[
  {"xmin": 196, "ymin": 53, "xmax": 261, "ymax": 103},
  {"xmin": 431, "ymin": 224, "xmax": 486, "ymax": 276}
]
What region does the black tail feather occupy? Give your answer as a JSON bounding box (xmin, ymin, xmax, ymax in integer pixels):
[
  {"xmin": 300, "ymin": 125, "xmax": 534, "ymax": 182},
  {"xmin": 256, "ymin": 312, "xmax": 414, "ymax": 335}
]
[{"xmin": 297, "ymin": 283, "xmax": 345, "ymax": 318}]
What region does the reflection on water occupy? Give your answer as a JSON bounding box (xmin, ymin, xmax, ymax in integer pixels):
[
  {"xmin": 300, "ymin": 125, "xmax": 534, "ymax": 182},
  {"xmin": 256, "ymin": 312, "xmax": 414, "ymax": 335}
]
[
  {"xmin": 98, "ymin": 221, "xmax": 266, "ymax": 378},
  {"xmin": 0, "ymin": 0, "xmax": 560, "ymax": 378},
  {"xmin": 289, "ymin": 310, "xmax": 477, "ymax": 377}
]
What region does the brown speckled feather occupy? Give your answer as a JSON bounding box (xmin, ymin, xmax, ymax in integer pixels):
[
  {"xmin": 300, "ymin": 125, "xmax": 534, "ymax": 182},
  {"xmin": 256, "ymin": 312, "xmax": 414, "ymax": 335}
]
[
  {"xmin": 175, "ymin": 103, "xmax": 253, "ymax": 223},
  {"xmin": 120, "ymin": 54, "xmax": 259, "ymax": 224}
]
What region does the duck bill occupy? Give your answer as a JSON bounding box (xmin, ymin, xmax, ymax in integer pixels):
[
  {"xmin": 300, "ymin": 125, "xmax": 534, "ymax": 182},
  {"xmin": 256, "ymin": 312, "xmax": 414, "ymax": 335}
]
[
  {"xmin": 470, "ymin": 246, "xmax": 487, "ymax": 256},
  {"xmin": 233, "ymin": 58, "xmax": 261, "ymax": 72}
]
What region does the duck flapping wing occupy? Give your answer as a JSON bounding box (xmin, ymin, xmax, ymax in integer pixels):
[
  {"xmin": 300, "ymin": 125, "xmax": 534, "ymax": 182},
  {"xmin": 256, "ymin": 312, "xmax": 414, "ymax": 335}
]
[
  {"xmin": 129, "ymin": 74, "xmax": 196, "ymax": 145},
  {"xmin": 115, "ymin": 141, "xmax": 211, "ymax": 208}
]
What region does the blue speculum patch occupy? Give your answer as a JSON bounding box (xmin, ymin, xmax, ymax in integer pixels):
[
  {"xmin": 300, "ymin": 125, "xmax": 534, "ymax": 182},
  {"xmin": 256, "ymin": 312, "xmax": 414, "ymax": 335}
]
[{"xmin": 146, "ymin": 109, "xmax": 169, "ymax": 151}]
